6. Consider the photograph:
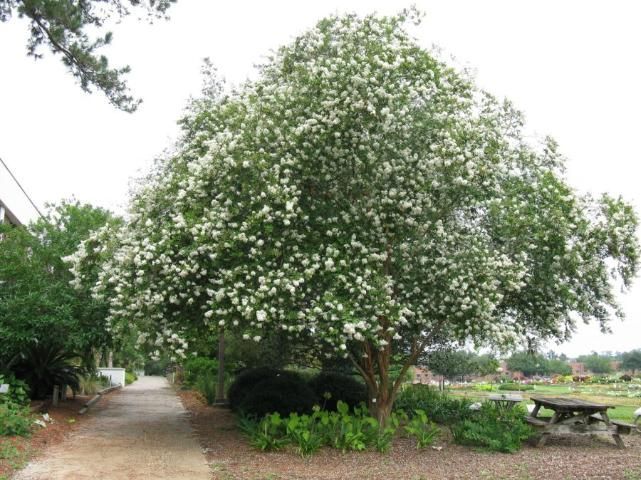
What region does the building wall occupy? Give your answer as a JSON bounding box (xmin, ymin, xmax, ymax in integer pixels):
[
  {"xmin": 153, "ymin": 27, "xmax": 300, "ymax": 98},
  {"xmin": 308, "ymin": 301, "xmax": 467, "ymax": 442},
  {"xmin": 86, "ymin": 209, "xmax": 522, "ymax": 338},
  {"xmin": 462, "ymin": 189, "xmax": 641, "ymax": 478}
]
[{"xmin": 0, "ymin": 199, "xmax": 21, "ymax": 227}]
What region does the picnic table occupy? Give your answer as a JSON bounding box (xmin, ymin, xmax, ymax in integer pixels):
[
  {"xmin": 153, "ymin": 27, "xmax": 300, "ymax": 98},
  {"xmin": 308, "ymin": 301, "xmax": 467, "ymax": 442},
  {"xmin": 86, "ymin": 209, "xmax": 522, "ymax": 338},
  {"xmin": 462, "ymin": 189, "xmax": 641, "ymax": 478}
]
[
  {"xmin": 488, "ymin": 393, "xmax": 523, "ymax": 409},
  {"xmin": 527, "ymin": 396, "xmax": 634, "ymax": 449}
]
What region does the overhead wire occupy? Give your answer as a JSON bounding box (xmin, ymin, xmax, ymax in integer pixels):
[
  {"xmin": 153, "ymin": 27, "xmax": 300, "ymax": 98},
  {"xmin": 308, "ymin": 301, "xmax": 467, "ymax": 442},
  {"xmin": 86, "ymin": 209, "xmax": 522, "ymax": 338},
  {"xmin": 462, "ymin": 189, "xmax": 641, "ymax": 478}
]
[{"xmin": 0, "ymin": 156, "xmax": 45, "ymax": 220}]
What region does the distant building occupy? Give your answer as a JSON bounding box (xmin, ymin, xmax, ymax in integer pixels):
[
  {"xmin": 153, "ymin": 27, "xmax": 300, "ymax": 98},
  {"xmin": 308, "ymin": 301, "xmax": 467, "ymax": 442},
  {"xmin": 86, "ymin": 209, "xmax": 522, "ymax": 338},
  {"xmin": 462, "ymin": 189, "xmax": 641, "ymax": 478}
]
[
  {"xmin": 412, "ymin": 366, "xmax": 436, "ymax": 385},
  {"xmin": 498, "ymin": 360, "xmax": 524, "ymax": 381},
  {"xmin": 0, "ymin": 199, "xmax": 21, "ymax": 227}
]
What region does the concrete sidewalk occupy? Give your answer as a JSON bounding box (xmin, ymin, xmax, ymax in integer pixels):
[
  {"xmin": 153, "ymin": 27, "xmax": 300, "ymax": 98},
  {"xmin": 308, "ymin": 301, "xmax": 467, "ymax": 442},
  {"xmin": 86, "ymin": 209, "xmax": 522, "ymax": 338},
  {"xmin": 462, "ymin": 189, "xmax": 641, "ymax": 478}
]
[{"xmin": 16, "ymin": 376, "xmax": 211, "ymax": 479}]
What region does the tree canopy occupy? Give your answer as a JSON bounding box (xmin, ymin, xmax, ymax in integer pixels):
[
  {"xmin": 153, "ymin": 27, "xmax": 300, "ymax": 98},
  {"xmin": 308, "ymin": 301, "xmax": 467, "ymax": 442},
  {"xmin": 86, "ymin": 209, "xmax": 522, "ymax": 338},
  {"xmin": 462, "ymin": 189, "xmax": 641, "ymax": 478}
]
[
  {"xmin": 1, "ymin": 0, "xmax": 175, "ymax": 112},
  {"xmin": 0, "ymin": 201, "xmax": 118, "ymax": 369},
  {"xmin": 577, "ymin": 353, "xmax": 614, "ymax": 374},
  {"xmin": 621, "ymin": 349, "xmax": 641, "ymax": 374},
  {"xmin": 68, "ymin": 10, "xmax": 640, "ymax": 422},
  {"xmin": 506, "ymin": 351, "xmax": 571, "ymax": 377}
]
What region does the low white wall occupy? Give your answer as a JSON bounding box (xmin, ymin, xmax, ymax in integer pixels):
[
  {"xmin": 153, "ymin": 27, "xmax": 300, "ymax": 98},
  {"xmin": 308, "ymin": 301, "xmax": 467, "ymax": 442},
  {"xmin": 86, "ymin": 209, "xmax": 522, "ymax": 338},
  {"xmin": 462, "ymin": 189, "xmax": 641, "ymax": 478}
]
[{"xmin": 98, "ymin": 367, "xmax": 126, "ymax": 387}]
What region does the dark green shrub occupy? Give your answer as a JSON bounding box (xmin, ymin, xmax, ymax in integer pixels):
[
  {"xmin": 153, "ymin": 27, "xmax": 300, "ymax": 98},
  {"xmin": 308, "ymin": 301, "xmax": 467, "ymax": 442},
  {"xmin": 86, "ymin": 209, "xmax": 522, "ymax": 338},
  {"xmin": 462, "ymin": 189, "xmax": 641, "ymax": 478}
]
[
  {"xmin": 308, "ymin": 371, "xmax": 367, "ymax": 411},
  {"xmin": 451, "ymin": 403, "xmax": 533, "ymax": 453},
  {"xmin": 183, "ymin": 357, "xmax": 218, "ymax": 386},
  {"xmin": 125, "ymin": 371, "xmax": 137, "ymax": 385},
  {"xmin": 228, "ymin": 367, "xmax": 289, "ymax": 411},
  {"xmin": 394, "ymin": 385, "xmax": 473, "ymax": 425},
  {"xmin": 0, "ymin": 401, "xmax": 31, "ymax": 436},
  {"xmin": 497, "ymin": 383, "xmax": 534, "ymax": 391},
  {"xmin": 0, "ymin": 373, "xmax": 30, "ymax": 406},
  {"xmin": 238, "ymin": 375, "xmax": 318, "ymax": 418},
  {"xmin": 12, "ymin": 344, "xmax": 81, "ymax": 399}
]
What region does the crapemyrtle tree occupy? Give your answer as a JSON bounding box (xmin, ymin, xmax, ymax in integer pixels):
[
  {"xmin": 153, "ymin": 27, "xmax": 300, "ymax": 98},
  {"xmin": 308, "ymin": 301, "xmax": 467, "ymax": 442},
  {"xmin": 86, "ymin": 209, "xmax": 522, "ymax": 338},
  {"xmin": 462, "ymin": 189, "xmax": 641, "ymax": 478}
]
[{"xmin": 67, "ymin": 11, "xmax": 639, "ymax": 423}]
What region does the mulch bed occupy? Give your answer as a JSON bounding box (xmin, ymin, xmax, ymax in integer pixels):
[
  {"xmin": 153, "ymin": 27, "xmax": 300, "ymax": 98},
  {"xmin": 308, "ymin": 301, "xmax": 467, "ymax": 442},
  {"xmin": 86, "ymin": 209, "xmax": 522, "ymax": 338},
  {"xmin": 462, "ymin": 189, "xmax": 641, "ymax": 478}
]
[
  {"xmin": 178, "ymin": 389, "xmax": 641, "ymax": 480},
  {"xmin": 0, "ymin": 393, "xmax": 116, "ymax": 479}
]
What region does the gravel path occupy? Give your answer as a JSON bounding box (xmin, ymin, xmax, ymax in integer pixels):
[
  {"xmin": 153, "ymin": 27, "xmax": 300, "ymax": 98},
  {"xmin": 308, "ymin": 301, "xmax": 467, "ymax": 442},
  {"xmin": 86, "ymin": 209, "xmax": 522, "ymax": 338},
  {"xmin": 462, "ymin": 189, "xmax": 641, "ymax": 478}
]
[{"xmin": 15, "ymin": 376, "xmax": 211, "ymax": 480}]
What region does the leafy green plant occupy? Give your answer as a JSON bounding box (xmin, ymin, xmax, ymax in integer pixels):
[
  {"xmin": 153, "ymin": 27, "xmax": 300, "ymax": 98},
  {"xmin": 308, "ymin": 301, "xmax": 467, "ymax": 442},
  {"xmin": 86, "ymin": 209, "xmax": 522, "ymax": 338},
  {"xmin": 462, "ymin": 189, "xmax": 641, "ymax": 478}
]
[
  {"xmin": 451, "ymin": 403, "xmax": 533, "ymax": 453},
  {"xmin": 0, "ymin": 374, "xmax": 29, "ymax": 406},
  {"xmin": 250, "ymin": 413, "xmax": 289, "ymax": 451},
  {"xmin": 0, "ymin": 402, "xmax": 31, "ymax": 437},
  {"xmin": 394, "ymin": 385, "xmax": 473, "ymax": 425},
  {"xmin": 239, "ymin": 400, "xmax": 402, "ymax": 456},
  {"xmin": 125, "ymin": 371, "xmax": 137, "ymax": 385},
  {"xmin": 286, "ymin": 413, "xmax": 323, "ymax": 457},
  {"xmin": 474, "ymin": 383, "xmax": 495, "ymax": 392},
  {"xmin": 78, "ymin": 374, "xmax": 106, "ymax": 395},
  {"xmin": 12, "ymin": 343, "xmax": 82, "ymax": 399},
  {"xmin": 183, "ymin": 357, "xmax": 218, "ymax": 386},
  {"xmin": 196, "ymin": 375, "xmax": 217, "ymax": 405},
  {"xmin": 403, "ymin": 409, "xmax": 440, "ymax": 449},
  {"xmin": 498, "ymin": 383, "xmax": 534, "ymax": 391}
]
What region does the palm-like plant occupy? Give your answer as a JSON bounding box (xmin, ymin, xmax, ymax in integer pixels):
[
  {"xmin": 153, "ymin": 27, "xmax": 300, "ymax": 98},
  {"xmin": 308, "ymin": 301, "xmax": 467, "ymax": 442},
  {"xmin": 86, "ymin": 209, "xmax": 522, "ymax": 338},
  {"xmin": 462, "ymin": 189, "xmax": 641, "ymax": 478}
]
[{"xmin": 13, "ymin": 343, "xmax": 82, "ymax": 399}]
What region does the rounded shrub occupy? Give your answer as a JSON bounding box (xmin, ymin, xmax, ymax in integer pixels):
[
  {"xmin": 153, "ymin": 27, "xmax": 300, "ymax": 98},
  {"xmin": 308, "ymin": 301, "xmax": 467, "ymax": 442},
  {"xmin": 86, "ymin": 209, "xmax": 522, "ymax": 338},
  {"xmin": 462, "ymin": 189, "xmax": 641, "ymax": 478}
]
[
  {"xmin": 308, "ymin": 371, "xmax": 367, "ymax": 411},
  {"xmin": 228, "ymin": 367, "xmax": 304, "ymax": 411},
  {"xmin": 183, "ymin": 357, "xmax": 218, "ymax": 386},
  {"xmin": 238, "ymin": 375, "xmax": 319, "ymax": 418},
  {"xmin": 228, "ymin": 367, "xmax": 280, "ymax": 411}
]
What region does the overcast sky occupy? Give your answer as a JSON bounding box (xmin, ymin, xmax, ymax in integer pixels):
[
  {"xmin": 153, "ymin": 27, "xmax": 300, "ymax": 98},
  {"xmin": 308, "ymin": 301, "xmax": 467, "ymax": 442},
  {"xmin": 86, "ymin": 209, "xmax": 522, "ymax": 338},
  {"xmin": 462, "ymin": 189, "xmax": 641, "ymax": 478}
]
[{"xmin": 1, "ymin": 0, "xmax": 639, "ymax": 357}]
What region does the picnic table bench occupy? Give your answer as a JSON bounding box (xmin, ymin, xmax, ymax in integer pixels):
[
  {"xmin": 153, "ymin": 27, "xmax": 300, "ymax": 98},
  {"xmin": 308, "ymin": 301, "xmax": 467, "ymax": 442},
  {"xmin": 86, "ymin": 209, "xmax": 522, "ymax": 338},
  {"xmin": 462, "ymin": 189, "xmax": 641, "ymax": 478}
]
[{"xmin": 527, "ymin": 396, "xmax": 633, "ymax": 449}]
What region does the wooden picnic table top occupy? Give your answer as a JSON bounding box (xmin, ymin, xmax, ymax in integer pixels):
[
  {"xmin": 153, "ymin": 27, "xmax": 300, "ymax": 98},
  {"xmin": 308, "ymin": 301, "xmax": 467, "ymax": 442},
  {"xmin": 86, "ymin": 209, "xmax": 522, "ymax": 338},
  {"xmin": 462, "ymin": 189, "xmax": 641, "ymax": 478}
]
[{"xmin": 529, "ymin": 396, "xmax": 614, "ymax": 411}]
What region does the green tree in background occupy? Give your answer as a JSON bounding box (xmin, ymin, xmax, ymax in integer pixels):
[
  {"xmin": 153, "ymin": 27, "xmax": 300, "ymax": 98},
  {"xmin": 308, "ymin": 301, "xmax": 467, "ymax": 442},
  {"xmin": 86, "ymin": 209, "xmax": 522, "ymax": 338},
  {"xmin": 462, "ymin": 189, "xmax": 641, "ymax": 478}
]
[
  {"xmin": 427, "ymin": 350, "xmax": 477, "ymax": 387},
  {"xmin": 577, "ymin": 353, "xmax": 613, "ymax": 374},
  {"xmin": 546, "ymin": 358, "xmax": 572, "ymax": 376},
  {"xmin": 0, "ymin": 200, "xmax": 118, "ymax": 370},
  {"xmin": 622, "ymin": 349, "xmax": 641, "ymax": 375},
  {"xmin": 474, "ymin": 354, "xmax": 500, "ymax": 376},
  {"xmin": 0, "ymin": 0, "xmax": 175, "ymax": 112},
  {"xmin": 506, "ymin": 352, "xmax": 549, "ymax": 377}
]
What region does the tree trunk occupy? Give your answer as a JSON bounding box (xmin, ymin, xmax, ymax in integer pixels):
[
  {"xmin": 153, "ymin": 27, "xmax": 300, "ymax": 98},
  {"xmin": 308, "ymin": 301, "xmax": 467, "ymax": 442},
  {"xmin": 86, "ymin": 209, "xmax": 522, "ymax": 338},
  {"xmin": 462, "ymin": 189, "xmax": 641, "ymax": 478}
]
[{"xmin": 108, "ymin": 351, "xmax": 114, "ymax": 368}]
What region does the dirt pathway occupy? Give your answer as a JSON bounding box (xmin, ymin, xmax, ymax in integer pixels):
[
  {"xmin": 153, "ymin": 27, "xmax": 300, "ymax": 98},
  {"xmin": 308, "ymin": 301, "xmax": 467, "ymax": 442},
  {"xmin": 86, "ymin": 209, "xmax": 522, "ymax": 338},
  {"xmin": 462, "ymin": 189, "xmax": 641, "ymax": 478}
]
[{"xmin": 15, "ymin": 376, "xmax": 211, "ymax": 480}]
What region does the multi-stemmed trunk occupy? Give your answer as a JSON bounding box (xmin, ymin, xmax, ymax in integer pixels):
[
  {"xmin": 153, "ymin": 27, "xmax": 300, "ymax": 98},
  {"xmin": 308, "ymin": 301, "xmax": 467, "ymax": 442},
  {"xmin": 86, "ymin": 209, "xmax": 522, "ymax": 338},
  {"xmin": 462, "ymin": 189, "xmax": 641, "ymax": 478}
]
[
  {"xmin": 351, "ymin": 337, "xmax": 416, "ymax": 426},
  {"xmin": 350, "ymin": 321, "xmax": 442, "ymax": 426}
]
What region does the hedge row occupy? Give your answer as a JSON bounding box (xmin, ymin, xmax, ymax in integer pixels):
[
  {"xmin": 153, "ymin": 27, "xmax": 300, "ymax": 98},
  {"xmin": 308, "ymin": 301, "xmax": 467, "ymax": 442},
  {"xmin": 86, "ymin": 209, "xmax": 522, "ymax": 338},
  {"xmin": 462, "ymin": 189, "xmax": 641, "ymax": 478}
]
[{"xmin": 229, "ymin": 368, "xmax": 367, "ymax": 418}]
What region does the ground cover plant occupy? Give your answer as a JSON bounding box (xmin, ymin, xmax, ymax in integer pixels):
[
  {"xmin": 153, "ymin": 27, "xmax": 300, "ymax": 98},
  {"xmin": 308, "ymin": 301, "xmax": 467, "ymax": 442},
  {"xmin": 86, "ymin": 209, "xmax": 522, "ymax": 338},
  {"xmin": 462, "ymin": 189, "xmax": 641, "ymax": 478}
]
[
  {"xmin": 394, "ymin": 385, "xmax": 473, "ymax": 425},
  {"xmin": 450, "ymin": 403, "xmax": 533, "ymax": 453},
  {"xmin": 68, "ymin": 8, "xmax": 640, "ymax": 425},
  {"xmin": 238, "ymin": 400, "xmax": 437, "ymax": 457},
  {"xmin": 0, "ymin": 403, "xmax": 31, "ymax": 437}
]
